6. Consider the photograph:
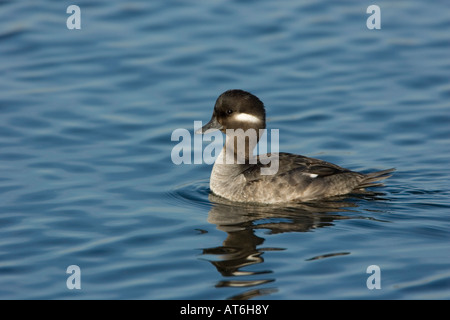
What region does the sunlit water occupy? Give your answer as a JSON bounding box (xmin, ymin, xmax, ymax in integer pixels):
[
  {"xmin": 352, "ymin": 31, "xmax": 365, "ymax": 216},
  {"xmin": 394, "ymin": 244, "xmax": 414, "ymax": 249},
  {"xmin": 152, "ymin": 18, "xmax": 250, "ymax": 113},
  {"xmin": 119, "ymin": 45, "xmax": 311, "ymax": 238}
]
[{"xmin": 0, "ymin": 0, "xmax": 449, "ymax": 299}]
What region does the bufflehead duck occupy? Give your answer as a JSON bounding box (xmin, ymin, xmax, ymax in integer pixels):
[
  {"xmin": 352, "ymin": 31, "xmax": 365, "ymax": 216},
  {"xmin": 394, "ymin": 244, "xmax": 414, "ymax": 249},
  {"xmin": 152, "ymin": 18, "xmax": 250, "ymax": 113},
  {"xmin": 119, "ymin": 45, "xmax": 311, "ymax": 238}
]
[{"xmin": 197, "ymin": 89, "xmax": 394, "ymax": 204}]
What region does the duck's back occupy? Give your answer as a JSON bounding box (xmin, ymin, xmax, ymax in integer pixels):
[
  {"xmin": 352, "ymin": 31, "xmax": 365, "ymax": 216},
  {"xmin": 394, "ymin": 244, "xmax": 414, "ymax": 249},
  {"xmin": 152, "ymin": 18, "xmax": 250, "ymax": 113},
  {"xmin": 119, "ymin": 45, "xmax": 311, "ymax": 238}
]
[{"xmin": 214, "ymin": 153, "xmax": 393, "ymax": 203}]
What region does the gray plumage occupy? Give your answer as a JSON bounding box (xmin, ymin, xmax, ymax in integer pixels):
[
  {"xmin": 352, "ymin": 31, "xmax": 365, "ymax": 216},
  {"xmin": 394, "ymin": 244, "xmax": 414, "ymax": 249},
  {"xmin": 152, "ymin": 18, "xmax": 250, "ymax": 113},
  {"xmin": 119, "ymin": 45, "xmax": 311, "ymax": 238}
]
[{"xmin": 198, "ymin": 89, "xmax": 394, "ymax": 204}]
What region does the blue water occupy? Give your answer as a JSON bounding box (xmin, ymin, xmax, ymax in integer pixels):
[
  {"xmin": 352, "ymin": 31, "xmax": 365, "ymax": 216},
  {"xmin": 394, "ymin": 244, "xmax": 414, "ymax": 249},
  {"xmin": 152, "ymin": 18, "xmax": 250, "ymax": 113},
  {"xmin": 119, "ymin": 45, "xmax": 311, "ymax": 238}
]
[{"xmin": 0, "ymin": 0, "xmax": 449, "ymax": 300}]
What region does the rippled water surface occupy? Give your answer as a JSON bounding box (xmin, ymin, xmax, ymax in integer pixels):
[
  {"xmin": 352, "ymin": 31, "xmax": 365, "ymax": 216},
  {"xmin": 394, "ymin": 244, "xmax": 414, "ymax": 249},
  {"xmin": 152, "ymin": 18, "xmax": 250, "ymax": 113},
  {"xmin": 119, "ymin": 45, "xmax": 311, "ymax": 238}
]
[{"xmin": 1, "ymin": 0, "xmax": 449, "ymax": 299}]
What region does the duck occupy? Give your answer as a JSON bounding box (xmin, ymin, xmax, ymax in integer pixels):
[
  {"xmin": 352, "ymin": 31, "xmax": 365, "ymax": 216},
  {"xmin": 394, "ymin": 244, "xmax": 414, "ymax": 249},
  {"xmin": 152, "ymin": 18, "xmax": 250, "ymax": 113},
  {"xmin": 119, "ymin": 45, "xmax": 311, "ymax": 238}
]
[{"xmin": 196, "ymin": 89, "xmax": 394, "ymax": 204}]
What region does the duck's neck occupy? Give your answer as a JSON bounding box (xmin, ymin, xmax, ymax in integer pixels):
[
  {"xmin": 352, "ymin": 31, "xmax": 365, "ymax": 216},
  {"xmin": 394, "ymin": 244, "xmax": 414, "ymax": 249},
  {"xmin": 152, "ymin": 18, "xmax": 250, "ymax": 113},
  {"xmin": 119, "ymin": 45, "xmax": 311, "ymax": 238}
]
[
  {"xmin": 221, "ymin": 130, "xmax": 262, "ymax": 164},
  {"xmin": 212, "ymin": 135, "xmax": 256, "ymax": 178}
]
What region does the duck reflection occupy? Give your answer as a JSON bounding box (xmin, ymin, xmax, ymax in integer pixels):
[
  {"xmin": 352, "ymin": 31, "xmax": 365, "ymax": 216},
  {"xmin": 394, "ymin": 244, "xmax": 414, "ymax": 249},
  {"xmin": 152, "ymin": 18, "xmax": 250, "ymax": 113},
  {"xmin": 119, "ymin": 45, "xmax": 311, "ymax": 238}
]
[{"xmin": 201, "ymin": 192, "xmax": 387, "ymax": 300}]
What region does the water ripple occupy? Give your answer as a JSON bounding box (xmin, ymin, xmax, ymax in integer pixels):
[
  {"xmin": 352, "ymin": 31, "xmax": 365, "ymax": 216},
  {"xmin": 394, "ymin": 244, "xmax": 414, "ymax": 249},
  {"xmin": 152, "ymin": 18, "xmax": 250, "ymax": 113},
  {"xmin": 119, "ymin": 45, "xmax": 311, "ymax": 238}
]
[{"xmin": 0, "ymin": 0, "xmax": 449, "ymax": 300}]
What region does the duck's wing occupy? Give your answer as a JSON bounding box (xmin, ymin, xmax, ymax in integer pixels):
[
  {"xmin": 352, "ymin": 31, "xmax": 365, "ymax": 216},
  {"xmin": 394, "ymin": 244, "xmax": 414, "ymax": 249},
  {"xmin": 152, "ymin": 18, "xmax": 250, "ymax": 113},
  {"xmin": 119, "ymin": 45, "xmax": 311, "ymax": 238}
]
[
  {"xmin": 242, "ymin": 152, "xmax": 351, "ymax": 181},
  {"xmin": 242, "ymin": 153, "xmax": 394, "ymax": 201}
]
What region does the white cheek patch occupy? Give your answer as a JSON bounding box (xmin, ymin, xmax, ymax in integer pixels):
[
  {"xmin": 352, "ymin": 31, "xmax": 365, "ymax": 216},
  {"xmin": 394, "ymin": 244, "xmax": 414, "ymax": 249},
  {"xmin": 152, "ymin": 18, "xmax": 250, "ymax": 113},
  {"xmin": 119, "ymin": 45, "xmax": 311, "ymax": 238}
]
[
  {"xmin": 309, "ymin": 174, "xmax": 318, "ymax": 178},
  {"xmin": 234, "ymin": 113, "xmax": 261, "ymax": 124}
]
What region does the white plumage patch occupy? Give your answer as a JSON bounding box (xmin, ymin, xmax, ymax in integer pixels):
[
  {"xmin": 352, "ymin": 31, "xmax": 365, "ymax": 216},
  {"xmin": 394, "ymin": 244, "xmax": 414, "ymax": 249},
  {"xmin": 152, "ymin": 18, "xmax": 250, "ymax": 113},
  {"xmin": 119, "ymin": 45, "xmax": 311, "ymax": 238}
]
[
  {"xmin": 309, "ymin": 174, "xmax": 318, "ymax": 178},
  {"xmin": 234, "ymin": 113, "xmax": 261, "ymax": 123}
]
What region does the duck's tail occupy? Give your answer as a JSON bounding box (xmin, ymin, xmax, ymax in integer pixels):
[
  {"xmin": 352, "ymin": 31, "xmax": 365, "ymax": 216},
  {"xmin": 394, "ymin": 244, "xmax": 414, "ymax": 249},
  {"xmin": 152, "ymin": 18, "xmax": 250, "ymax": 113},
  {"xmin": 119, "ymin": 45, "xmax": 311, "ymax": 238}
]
[{"xmin": 357, "ymin": 168, "xmax": 395, "ymax": 189}]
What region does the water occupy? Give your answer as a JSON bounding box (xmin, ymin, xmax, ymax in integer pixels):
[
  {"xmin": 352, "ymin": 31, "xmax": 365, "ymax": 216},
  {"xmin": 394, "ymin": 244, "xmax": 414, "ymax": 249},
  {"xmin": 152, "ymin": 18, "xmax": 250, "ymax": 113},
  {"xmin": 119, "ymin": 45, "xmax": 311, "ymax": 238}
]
[{"xmin": 0, "ymin": 0, "xmax": 449, "ymax": 300}]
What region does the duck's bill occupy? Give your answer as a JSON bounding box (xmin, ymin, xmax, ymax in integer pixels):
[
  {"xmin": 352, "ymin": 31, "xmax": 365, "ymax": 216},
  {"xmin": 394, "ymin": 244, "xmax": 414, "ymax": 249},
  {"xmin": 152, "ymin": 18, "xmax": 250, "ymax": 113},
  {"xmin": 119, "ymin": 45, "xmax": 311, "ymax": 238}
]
[{"xmin": 195, "ymin": 117, "xmax": 223, "ymax": 134}]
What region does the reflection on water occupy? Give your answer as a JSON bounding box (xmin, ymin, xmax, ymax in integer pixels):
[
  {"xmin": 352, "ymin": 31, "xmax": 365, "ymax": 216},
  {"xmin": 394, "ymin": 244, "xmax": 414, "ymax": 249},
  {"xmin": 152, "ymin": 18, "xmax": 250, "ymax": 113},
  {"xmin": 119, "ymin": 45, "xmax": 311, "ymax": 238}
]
[
  {"xmin": 202, "ymin": 192, "xmax": 389, "ymax": 300},
  {"xmin": 2, "ymin": 0, "xmax": 448, "ymax": 300}
]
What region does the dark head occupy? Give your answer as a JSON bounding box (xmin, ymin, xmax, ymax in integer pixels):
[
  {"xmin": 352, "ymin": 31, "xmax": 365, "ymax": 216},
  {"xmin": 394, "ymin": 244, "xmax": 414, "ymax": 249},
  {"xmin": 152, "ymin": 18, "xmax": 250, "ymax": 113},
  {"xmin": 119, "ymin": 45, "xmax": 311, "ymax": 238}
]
[{"xmin": 197, "ymin": 89, "xmax": 266, "ymax": 134}]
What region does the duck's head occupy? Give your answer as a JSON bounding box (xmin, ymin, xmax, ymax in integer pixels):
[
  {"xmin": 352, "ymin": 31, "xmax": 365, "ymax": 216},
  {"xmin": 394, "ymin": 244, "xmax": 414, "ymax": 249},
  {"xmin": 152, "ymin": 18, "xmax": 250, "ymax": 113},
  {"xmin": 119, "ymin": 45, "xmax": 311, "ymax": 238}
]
[{"xmin": 197, "ymin": 89, "xmax": 266, "ymax": 134}]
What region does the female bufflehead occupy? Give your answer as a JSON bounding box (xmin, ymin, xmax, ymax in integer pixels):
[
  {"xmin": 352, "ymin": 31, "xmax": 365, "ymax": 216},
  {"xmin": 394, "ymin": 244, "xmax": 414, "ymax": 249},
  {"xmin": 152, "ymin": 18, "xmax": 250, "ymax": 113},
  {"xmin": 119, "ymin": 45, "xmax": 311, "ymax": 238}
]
[{"xmin": 197, "ymin": 89, "xmax": 394, "ymax": 204}]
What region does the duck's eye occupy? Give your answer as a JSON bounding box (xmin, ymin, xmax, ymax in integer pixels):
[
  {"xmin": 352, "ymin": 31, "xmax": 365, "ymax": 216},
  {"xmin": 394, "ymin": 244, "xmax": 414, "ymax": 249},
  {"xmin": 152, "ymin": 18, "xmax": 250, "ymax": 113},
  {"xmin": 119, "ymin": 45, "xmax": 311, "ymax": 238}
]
[{"xmin": 226, "ymin": 109, "xmax": 233, "ymax": 115}]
